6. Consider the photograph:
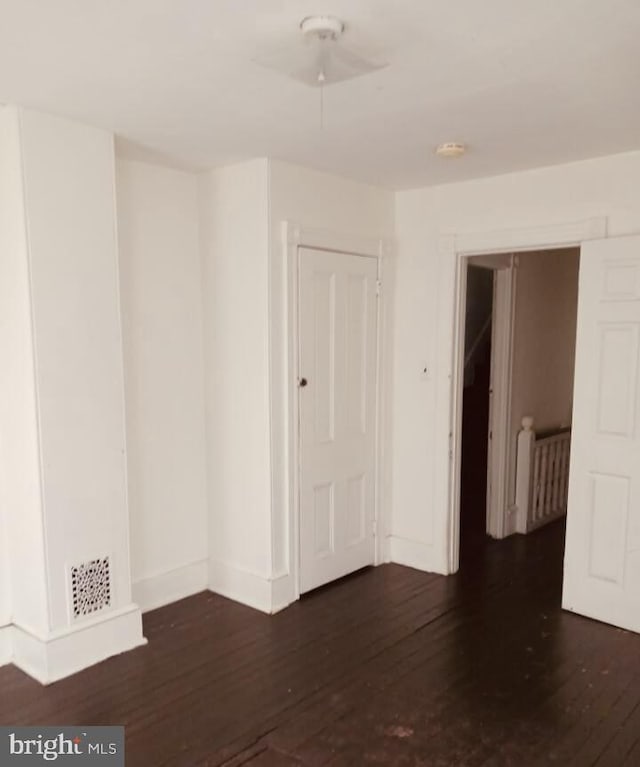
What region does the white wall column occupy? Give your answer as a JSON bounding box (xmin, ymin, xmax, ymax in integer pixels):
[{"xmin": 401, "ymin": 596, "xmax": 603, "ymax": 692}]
[
  {"xmin": 0, "ymin": 105, "xmax": 30, "ymax": 665},
  {"xmin": 116, "ymin": 158, "xmax": 209, "ymax": 613},
  {"xmin": 199, "ymin": 160, "xmax": 275, "ymax": 612},
  {"xmin": 0, "ymin": 106, "xmax": 145, "ymax": 683}
]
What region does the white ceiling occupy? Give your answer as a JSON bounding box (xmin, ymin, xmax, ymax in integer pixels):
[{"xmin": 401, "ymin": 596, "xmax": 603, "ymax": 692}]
[{"xmin": 1, "ymin": 0, "xmax": 639, "ymax": 189}]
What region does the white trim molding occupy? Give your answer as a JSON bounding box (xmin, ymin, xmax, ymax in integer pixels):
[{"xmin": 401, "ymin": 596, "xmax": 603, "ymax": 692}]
[
  {"xmin": 270, "ymin": 572, "xmax": 296, "ymax": 614},
  {"xmin": 133, "ymin": 560, "xmax": 208, "ymax": 613},
  {"xmin": 209, "ymin": 560, "xmax": 295, "ymax": 615},
  {"xmin": 11, "ymin": 604, "xmax": 146, "ymax": 685},
  {"xmin": 285, "ymin": 223, "xmax": 383, "ymax": 258},
  {"xmin": 0, "ymin": 625, "xmax": 11, "ymax": 668},
  {"xmin": 485, "ymin": 261, "xmax": 516, "ymax": 540},
  {"xmin": 388, "ymin": 536, "xmax": 447, "ymax": 575},
  {"xmin": 449, "ymin": 217, "xmax": 608, "ymax": 256}
]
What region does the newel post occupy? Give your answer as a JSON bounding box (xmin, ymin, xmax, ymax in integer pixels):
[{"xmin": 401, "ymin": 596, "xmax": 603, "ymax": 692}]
[{"xmin": 515, "ymin": 416, "xmax": 535, "ymax": 534}]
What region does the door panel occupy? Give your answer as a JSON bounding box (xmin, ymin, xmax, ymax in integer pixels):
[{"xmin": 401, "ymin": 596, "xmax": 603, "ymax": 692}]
[
  {"xmin": 298, "ymin": 247, "xmax": 378, "ymax": 593},
  {"xmin": 312, "ymin": 271, "xmax": 336, "ymax": 444},
  {"xmin": 563, "ymin": 235, "xmax": 640, "ymax": 632}
]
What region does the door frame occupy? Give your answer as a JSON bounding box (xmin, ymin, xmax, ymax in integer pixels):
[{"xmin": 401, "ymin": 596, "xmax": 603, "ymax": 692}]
[
  {"xmin": 283, "ymin": 223, "xmax": 391, "ymax": 601},
  {"xmin": 443, "ymin": 217, "xmax": 608, "ymax": 574},
  {"xmin": 463, "ymin": 255, "xmax": 516, "ymax": 540}
]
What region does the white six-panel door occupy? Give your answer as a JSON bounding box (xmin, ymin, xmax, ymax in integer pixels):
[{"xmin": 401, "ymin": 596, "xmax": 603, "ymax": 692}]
[
  {"xmin": 298, "ymin": 247, "xmax": 378, "ymax": 593},
  {"xmin": 563, "ymin": 234, "xmax": 640, "ymax": 633}
]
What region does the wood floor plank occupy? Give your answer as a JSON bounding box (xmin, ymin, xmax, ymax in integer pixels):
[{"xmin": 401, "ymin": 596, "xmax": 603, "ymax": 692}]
[{"xmin": 0, "ymin": 520, "xmax": 639, "ymax": 767}]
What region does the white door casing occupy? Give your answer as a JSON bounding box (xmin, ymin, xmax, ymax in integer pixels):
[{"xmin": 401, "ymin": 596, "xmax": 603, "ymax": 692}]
[
  {"xmin": 298, "ymin": 247, "xmax": 378, "ymax": 593},
  {"xmin": 485, "ymin": 258, "xmax": 516, "ymax": 539},
  {"xmin": 443, "ymin": 217, "xmax": 608, "ymax": 575},
  {"xmin": 563, "ymin": 234, "xmax": 640, "ymax": 633}
]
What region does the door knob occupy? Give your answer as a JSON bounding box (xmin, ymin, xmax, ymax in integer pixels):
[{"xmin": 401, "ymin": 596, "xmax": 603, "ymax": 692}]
[{"xmin": 299, "ymin": 378, "xmax": 308, "ymax": 387}]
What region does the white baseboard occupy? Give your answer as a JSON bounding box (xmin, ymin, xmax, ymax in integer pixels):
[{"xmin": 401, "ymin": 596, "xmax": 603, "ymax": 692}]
[
  {"xmin": 0, "ymin": 625, "xmax": 11, "ymax": 667},
  {"xmin": 209, "ymin": 560, "xmax": 297, "ymax": 614},
  {"xmin": 133, "ymin": 560, "xmax": 208, "ymax": 613},
  {"xmin": 12, "ymin": 604, "xmax": 147, "ymax": 685},
  {"xmin": 209, "ymin": 560, "xmax": 272, "ymax": 613},
  {"xmin": 388, "ymin": 535, "xmax": 448, "ymax": 575},
  {"xmin": 271, "ymin": 572, "xmax": 296, "ymax": 613}
]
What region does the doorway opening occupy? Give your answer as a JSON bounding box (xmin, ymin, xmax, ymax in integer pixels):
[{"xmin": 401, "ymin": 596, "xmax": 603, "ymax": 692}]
[
  {"xmin": 460, "ymin": 263, "xmax": 494, "ymax": 557},
  {"xmin": 457, "ymin": 247, "xmax": 581, "ymax": 565}
]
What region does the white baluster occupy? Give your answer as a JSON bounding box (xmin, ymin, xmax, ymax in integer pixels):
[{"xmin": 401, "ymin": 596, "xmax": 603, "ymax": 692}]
[
  {"xmin": 515, "ymin": 416, "xmax": 535, "ymax": 534},
  {"xmin": 550, "ymin": 441, "xmax": 560, "ymax": 516},
  {"xmin": 559, "ymin": 436, "xmax": 568, "ymax": 513},
  {"xmin": 543, "ymin": 442, "xmax": 552, "ymax": 518},
  {"xmin": 538, "ymin": 443, "xmax": 549, "ymax": 521},
  {"xmin": 532, "ymin": 441, "xmax": 541, "ymax": 523}
]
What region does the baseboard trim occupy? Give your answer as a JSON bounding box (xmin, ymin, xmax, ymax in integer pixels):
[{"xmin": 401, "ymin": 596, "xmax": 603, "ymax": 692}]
[
  {"xmin": 133, "ymin": 560, "xmax": 208, "ymax": 613},
  {"xmin": 12, "ymin": 604, "xmax": 147, "ymax": 684},
  {"xmin": 0, "ymin": 625, "xmax": 11, "ymax": 667},
  {"xmin": 388, "ymin": 535, "xmax": 447, "ymax": 575},
  {"xmin": 271, "ymin": 572, "xmax": 296, "ymax": 614},
  {"xmin": 209, "ymin": 560, "xmax": 272, "ymax": 613},
  {"xmin": 209, "ymin": 561, "xmax": 297, "ymax": 614}
]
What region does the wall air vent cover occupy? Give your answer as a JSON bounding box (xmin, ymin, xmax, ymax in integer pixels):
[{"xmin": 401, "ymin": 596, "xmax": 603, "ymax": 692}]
[{"xmin": 70, "ymin": 556, "xmax": 111, "ymax": 619}]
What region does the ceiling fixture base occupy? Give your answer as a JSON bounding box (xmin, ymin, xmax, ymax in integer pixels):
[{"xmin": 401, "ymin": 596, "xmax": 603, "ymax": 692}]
[
  {"xmin": 436, "ymin": 142, "xmax": 467, "ymax": 158},
  {"xmin": 253, "ymin": 14, "xmax": 386, "ymax": 89},
  {"xmin": 300, "ymin": 16, "xmax": 345, "ymax": 41}
]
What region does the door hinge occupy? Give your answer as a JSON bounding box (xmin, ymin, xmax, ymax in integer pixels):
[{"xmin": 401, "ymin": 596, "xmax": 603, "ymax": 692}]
[{"xmin": 376, "ymin": 279, "xmax": 382, "ymax": 296}]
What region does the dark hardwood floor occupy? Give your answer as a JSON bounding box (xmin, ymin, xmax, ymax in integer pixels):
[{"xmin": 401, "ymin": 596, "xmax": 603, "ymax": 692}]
[{"xmin": 1, "ymin": 522, "xmax": 639, "ymax": 766}]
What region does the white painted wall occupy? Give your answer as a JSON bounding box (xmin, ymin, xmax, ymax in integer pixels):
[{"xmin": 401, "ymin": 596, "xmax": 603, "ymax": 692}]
[
  {"xmin": 0, "ymin": 107, "xmax": 46, "ymax": 636},
  {"xmin": 199, "ymin": 160, "xmax": 273, "ymax": 606},
  {"xmin": 392, "ymin": 150, "xmax": 640, "ymax": 574},
  {"xmin": 268, "ymin": 160, "xmax": 394, "ymax": 606},
  {"xmin": 511, "ymin": 248, "xmax": 579, "ymax": 436},
  {"xmin": 502, "ymin": 247, "xmax": 580, "ymax": 507},
  {"xmin": 0, "ymin": 507, "xmax": 9, "ymax": 631},
  {"xmin": 19, "ymin": 108, "xmax": 135, "ymax": 631},
  {"xmin": 116, "ymin": 158, "xmax": 208, "ymax": 611},
  {"xmin": 199, "ymin": 158, "xmax": 393, "ymax": 611}
]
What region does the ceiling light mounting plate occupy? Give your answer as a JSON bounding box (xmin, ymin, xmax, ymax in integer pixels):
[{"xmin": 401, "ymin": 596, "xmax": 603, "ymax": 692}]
[
  {"xmin": 300, "ymin": 16, "xmax": 345, "ymax": 41},
  {"xmin": 436, "ymin": 142, "xmax": 467, "ymax": 158}
]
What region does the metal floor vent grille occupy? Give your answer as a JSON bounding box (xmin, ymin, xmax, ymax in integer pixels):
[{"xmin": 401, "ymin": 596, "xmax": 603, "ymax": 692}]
[{"xmin": 70, "ymin": 557, "xmax": 111, "ymax": 619}]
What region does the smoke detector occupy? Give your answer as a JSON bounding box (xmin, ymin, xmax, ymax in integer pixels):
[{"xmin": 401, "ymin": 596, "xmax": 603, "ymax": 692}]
[{"xmin": 436, "ymin": 142, "xmax": 467, "ymax": 158}]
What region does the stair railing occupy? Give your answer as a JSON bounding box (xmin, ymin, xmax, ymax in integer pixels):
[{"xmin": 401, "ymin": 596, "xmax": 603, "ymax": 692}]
[{"xmin": 515, "ymin": 416, "xmax": 571, "ymax": 534}]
